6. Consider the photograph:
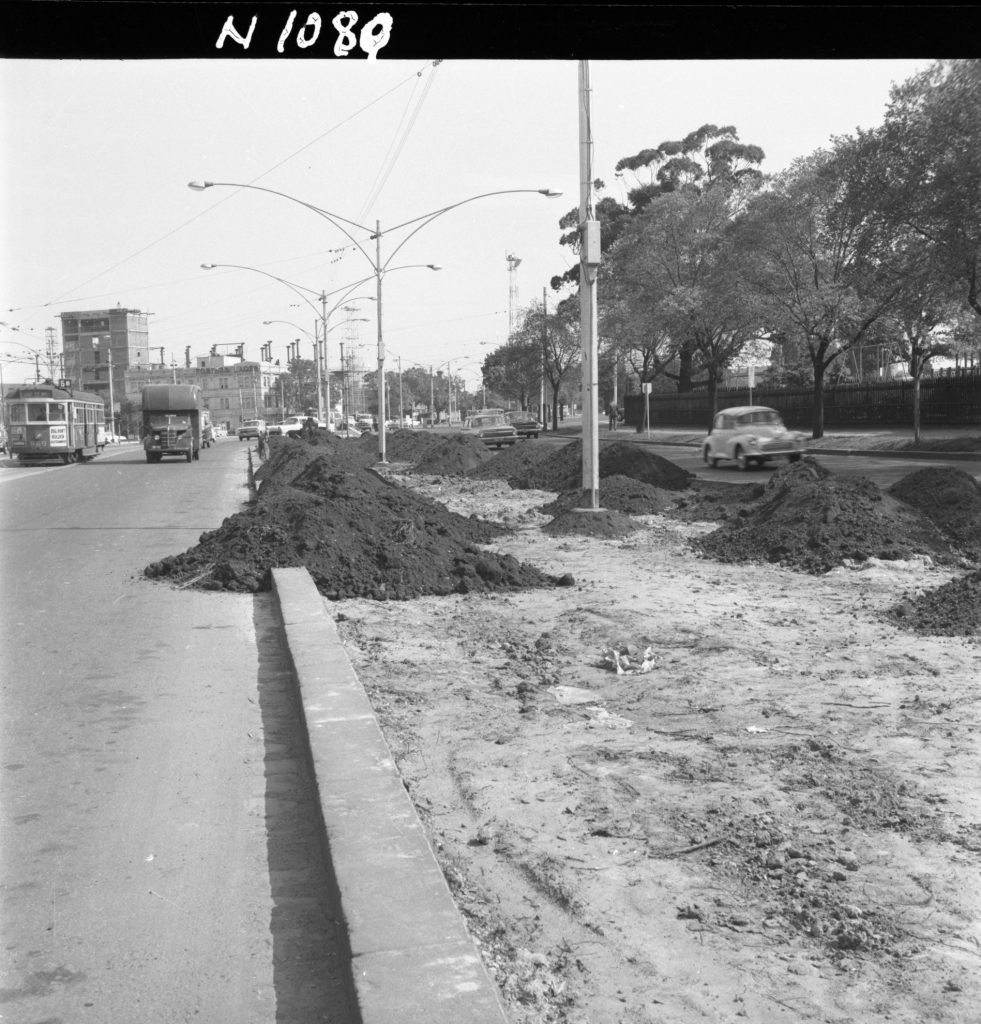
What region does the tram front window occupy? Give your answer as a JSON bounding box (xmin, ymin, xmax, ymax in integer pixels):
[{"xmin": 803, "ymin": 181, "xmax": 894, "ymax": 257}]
[
  {"xmin": 27, "ymin": 403, "xmax": 48, "ymax": 421},
  {"xmin": 49, "ymin": 403, "xmax": 67, "ymax": 422}
]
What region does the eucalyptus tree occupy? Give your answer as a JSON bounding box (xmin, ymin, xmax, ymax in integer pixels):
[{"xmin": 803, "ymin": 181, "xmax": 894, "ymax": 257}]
[{"xmin": 613, "ymin": 122, "xmax": 766, "ymax": 210}]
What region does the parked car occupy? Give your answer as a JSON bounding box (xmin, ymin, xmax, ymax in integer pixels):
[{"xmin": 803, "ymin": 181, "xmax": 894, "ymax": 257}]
[
  {"xmin": 505, "ymin": 410, "xmax": 541, "ymax": 439},
  {"xmin": 355, "ymin": 415, "xmax": 376, "ymax": 433},
  {"xmin": 464, "ymin": 410, "xmax": 518, "ymax": 448},
  {"xmin": 237, "ymin": 418, "xmax": 267, "ymax": 441},
  {"xmin": 702, "ymin": 406, "xmax": 807, "ymax": 470}
]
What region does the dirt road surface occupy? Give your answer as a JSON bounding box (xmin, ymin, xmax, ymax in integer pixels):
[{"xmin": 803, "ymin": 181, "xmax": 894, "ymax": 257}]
[{"xmin": 336, "ymin": 471, "xmax": 981, "ymax": 1024}]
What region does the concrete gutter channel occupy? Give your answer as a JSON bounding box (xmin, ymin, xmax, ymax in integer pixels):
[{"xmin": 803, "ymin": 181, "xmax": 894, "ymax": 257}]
[
  {"xmin": 266, "ymin": 435, "xmax": 979, "ymax": 1023},
  {"xmin": 271, "ymin": 567, "xmax": 510, "ymax": 1024}
]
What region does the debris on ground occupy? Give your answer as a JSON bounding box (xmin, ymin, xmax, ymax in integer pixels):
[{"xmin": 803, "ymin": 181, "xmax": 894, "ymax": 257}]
[
  {"xmin": 144, "ymin": 434, "xmax": 564, "ymax": 599},
  {"xmin": 600, "ymin": 645, "xmax": 657, "ymax": 674}
]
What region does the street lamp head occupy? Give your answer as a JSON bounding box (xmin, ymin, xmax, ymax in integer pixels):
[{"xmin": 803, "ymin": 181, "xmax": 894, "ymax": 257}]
[
  {"xmin": 539, "ymin": 189, "xmax": 563, "ymax": 198},
  {"xmin": 187, "ymin": 181, "xmax": 214, "ymax": 191},
  {"xmin": 427, "ymin": 264, "xmax": 443, "ymax": 271},
  {"xmin": 200, "ymin": 263, "xmax": 218, "ymax": 270}
]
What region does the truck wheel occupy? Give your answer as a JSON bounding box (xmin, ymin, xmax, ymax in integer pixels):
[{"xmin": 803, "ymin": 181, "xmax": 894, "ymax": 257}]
[{"xmin": 186, "ymin": 451, "xmax": 192, "ymax": 463}]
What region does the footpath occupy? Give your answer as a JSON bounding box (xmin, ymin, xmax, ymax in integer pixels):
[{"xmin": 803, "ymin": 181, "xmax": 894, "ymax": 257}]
[{"xmin": 269, "ymin": 423, "xmax": 979, "ymax": 1024}]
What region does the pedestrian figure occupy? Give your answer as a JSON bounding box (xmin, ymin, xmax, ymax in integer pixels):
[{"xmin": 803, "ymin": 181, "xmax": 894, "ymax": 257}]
[
  {"xmin": 257, "ymin": 433, "xmax": 268, "ymax": 460},
  {"xmin": 609, "ymin": 403, "xmax": 618, "ymax": 431}
]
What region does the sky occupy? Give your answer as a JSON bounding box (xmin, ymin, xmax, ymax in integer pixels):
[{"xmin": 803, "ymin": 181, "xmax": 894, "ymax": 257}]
[{"xmin": 1, "ymin": 56, "xmax": 931, "ymax": 392}]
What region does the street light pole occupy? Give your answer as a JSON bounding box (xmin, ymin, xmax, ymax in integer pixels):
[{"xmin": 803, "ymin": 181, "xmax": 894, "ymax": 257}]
[{"xmin": 189, "ymin": 180, "xmax": 560, "ymax": 462}]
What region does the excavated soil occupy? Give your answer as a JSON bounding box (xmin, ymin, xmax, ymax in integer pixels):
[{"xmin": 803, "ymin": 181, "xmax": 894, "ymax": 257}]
[
  {"xmin": 143, "ymin": 433, "xmax": 563, "ymax": 600},
  {"xmin": 691, "ymin": 458, "xmax": 958, "ymax": 575},
  {"xmin": 470, "ymin": 438, "xmax": 693, "ymax": 494},
  {"xmin": 888, "ymin": 466, "xmax": 981, "ymax": 561}
]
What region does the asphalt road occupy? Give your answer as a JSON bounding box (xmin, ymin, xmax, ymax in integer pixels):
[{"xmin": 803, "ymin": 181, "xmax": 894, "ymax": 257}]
[
  {"xmin": 0, "ymin": 441, "xmax": 354, "ymax": 1024},
  {"xmin": 530, "ymin": 430, "xmax": 981, "ymax": 488}
]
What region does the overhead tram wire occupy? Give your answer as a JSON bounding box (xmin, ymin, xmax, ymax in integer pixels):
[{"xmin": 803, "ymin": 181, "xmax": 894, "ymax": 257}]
[
  {"xmin": 356, "ymin": 62, "xmax": 441, "ymax": 227},
  {"xmin": 18, "ymin": 60, "xmax": 441, "ymax": 316}
]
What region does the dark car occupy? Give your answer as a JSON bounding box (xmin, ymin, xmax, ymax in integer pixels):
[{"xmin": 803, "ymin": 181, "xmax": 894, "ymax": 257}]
[
  {"xmin": 505, "ymin": 410, "xmax": 541, "ymax": 439},
  {"xmin": 464, "ymin": 410, "xmax": 518, "ymax": 448}
]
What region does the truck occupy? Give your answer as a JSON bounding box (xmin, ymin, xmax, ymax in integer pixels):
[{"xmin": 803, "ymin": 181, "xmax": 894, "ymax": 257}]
[{"xmin": 141, "ymin": 384, "xmax": 202, "ymax": 463}]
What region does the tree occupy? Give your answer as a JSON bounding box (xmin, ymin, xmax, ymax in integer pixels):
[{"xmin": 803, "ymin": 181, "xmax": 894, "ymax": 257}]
[
  {"xmin": 481, "ymin": 338, "xmax": 542, "ymax": 410},
  {"xmin": 875, "ymin": 60, "xmax": 981, "ymax": 320},
  {"xmin": 614, "ymin": 123, "xmax": 766, "ymax": 210},
  {"xmin": 739, "ymin": 142, "xmax": 904, "ymax": 438},
  {"xmin": 509, "ymin": 298, "xmax": 579, "ymax": 430},
  {"xmin": 599, "ymin": 168, "xmax": 766, "ymax": 416}
]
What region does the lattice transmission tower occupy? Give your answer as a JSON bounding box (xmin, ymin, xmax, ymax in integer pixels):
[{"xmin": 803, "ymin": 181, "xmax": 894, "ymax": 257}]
[{"xmin": 506, "ymin": 253, "xmax": 522, "ymax": 338}]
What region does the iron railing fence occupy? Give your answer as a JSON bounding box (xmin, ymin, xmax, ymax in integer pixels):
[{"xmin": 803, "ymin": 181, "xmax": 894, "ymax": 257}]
[{"xmin": 623, "ymin": 372, "xmax": 981, "ymax": 431}]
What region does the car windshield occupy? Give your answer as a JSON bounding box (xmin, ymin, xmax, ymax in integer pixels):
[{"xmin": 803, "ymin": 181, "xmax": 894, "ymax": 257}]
[
  {"xmin": 472, "ymin": 414, "xmax": 506, "ymax": 428},
  {"xmin": 738, "ymin": 410, "xmax": 782, "ymax": 427}
]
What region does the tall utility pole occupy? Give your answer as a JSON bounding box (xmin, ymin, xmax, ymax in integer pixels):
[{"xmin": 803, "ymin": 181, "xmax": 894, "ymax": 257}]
[{"xmin": 579, "ymin": 60, "xmax": 601, "ymax": 508}]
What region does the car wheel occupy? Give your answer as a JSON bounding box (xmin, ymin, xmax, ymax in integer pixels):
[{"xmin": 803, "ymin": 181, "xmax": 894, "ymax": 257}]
[
  {"xmin": 789, "ymin": 452, "xmax": 802, "ymax": 463},
  {"xmin": 702, "ymin": 446, "xmax": 718, "ymax": 468},
  {"xmin": 735, "ymin": 446, "xmax": 750, "ymax": 471}
]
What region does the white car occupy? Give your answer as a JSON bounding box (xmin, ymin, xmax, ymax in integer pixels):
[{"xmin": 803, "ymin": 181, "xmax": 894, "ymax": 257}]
[
  {"xmin": 237, "ymin": 418, "xmax": 267, "ymax": 441},
  {"xmin": 702, "ymin": 406, "xmax": 808, "ymax": 470}
]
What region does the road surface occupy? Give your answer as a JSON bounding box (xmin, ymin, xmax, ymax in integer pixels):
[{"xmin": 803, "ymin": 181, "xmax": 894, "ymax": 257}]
[{"xmin": 0, "ymin": 441, "xmax": 354, "ymax": 1024}]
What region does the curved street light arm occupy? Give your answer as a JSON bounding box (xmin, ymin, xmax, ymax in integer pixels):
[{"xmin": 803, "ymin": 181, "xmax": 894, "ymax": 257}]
[
  {"xmin": 263, "ymin": 319, "xmax": 314, "ymax": 341},
  {"xmin": 189, "ymin": 181, "xmax": 376, "ymax": 273},
  {"xmin": 202, "ymin": 263, "xmax": 323, "ymax": 322},
  {"xmin": 378, "ymin": 189, "xmax": 561, "ymax": 271}
]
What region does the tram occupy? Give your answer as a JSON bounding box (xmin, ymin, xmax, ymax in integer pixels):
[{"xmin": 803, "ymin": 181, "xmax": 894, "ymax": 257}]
[{"xmin": 3, "ymin": 379, "xmax": 107, "ymax": 463}]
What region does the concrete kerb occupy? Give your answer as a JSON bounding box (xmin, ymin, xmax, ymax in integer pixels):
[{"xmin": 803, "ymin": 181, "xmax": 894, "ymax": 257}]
[{"xmin": 270, "ymin": 567, "xmax": 510, "ymax": 1024}]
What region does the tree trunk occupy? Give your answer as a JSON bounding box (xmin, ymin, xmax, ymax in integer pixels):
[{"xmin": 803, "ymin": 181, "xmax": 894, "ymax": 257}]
[
  {"xmin": 551, "ymin": 383, "xmax": 561, "ymax": 432},
  {"xmin": 913, "ymin": 372, "xmax": 922, "ymax": 445},
  {"xmin": 811, "ymin": 362, "xmax": 826, "ymax": 439},
  {"xmin": 706, "ymin": 373, "xmax": 719, "ymax": 434},
  {"xmin": 676, "ymin": 345, "xmax": 695, "ymax": 393}
]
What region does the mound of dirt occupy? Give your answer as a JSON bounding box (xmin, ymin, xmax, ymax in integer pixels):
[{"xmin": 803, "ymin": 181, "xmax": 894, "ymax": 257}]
[
  {"xmin": 889, "ymin": 467, "xmax": 981, "ymax": 560},
  {"xmin": 542, "ymin": 507, "xmax": 639, "ymax": 539},
  {"xmin": 666, "ymin": 480, "xmax": 767, "ymax": 523},
  {"xmin": 467, "ymin": 440, "xmax": 554, "ymax": 487},
  {"xmin": 540, "ymin": 474, "xmax": 674, "ymax": 516},
  {"xmin": 693, "ymin": 458, "xmax": 955, "ymax": 574},
  {"xmin": 889, "ymin": 568, "xmax": 981, "ymax": 636},
  {"xmin": 368, "ymin": 429, "xmax": 449, "ymax": 466},
  {"xmin": 145, "ymin": 440, "xmax": 563, "ymax": 600},
  {"xmin": 411, "ymin": 434, "xmax": 492, "ymax": 476},
  {"xmin": 478, "ymin": 438, "xmax": 694, "ymax": 493}
]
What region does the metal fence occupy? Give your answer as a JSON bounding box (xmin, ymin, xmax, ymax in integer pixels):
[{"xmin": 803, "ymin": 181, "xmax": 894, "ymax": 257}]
[{"xmin": 623, "ymin": 372, "xmax": 981, "ymax": 430}]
